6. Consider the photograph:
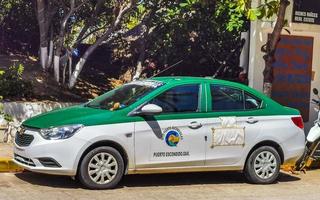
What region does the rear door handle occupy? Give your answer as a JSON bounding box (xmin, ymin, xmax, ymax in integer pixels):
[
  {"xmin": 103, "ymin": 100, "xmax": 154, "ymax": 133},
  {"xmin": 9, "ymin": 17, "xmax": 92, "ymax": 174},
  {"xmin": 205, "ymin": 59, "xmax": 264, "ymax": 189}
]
[
  {"xmin": 246, "ymin": 117, "xmax": 259, "ymax": 124},
  {"xmin": 188, "ymin": 121, "xmax": 202, "ymax": 129}
]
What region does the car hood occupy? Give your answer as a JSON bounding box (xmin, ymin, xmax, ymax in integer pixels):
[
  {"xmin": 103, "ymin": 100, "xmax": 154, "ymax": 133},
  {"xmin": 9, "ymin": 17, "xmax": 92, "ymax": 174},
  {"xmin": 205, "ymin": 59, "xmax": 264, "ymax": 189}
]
[{"xmin": 22, "ymin": 105, "xmax": 123, "ymax": 129}]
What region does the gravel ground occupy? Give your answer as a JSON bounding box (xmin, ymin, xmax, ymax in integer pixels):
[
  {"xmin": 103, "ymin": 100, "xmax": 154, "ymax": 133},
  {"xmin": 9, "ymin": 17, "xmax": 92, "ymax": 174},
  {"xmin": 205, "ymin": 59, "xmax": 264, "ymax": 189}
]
[{"xmin": 0, "ymin": 170, "xmax": 319, "ymax": 200}]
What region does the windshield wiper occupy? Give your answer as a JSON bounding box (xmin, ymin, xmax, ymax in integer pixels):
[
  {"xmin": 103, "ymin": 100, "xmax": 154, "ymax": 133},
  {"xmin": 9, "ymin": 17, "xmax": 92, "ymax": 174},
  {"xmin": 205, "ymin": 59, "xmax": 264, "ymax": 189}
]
[{"xmin": 85, "ymin": 103, "xmax": 104, "ymax": 109}]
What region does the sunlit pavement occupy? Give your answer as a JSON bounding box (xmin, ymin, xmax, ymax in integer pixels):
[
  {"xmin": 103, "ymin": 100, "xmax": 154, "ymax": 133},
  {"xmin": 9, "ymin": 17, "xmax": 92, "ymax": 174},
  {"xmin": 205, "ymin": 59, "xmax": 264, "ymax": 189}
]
[
  {"xmin": 1, "ymin": 144, "xmax": 319, "ymax": 200},
  {"xmin": 0, "ymin": 170, "xmax": 319, "ymax": 200},
  {"xmin": 0, "ymin": 143, "xmax": 12, "ymax": 158}
]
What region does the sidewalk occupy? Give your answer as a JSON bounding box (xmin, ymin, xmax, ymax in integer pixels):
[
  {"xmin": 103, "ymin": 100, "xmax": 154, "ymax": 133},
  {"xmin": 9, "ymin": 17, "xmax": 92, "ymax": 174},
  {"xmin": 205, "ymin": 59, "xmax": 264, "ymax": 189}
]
[{"xmin": 0, "ymin": 143, "xmax": 13, "ymax": 158}]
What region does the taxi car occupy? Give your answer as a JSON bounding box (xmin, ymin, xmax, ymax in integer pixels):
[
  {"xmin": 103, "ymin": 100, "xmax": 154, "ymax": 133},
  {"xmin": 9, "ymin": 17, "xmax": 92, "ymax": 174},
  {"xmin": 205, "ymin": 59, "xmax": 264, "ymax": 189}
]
[{"xmin": 13, "ymin": 77, "xmax": 305, "ymax": 189}]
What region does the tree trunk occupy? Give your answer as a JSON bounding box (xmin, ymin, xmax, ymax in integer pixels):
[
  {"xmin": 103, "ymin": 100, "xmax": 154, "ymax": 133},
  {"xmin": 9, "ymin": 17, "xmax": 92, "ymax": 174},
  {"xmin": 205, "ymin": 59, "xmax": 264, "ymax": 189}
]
[
  {"xmin": 68, "ymin": 0, "xmax": 135, "ymax": 89},
  {"xmin": 54, "ymin": 55, "xmax": 60, "ymax": 83},
  {"xmin": 62, "ymin": 62, "xmax": 67, "ymax": 85},
  {"xmin": 37, "ymin": 0, "xmax": 49, "ymax": 70},
  {"xmin": 46, "ymin": 27, "xmax": 54, "ymax": 68},
  {"xmin": 68, "ymin": 54, "xmax": 73, "ymax": 83},
  {"xmin": 62, "ymin": 50, "xmax": 72, "ymax": 84},
  {"xmin": 40, "ymin": 47, "xmax": 48, "ymax": 70},
  {"xmin": 54, "ymin": 37, "xmax": 63, "ymax": 82},
  {"xmin": 133, "ymin": 39, "xmax": 146, "ymax": 80},
  {"xmin": 262, "ymin": 0, "xmax": 290, "ymax": 96},
  {"xmin": 68, "ymin": 39, "xmax": 102, "ymax": 88},
  {"xmin": 36, "ymin": 0, "xmax": 57, "ymax": 71},
  {"xmin": 47, "ymin": 39, "xmax": 54, "ymax": 68},
  {"xmin": 53, "ymin": 0, "xmax": 75, "ymax": 83}
]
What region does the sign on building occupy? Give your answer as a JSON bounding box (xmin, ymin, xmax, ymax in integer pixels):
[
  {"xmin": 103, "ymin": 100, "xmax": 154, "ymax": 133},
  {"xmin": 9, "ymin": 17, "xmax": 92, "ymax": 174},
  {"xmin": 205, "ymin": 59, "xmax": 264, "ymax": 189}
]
[
  {"xmin": 271, "ymin": 35, "xmax": 313, "ymax": 122},
  {"xmin": 292, "ymin": 0, "xmax": 320, "ymax": 24}
]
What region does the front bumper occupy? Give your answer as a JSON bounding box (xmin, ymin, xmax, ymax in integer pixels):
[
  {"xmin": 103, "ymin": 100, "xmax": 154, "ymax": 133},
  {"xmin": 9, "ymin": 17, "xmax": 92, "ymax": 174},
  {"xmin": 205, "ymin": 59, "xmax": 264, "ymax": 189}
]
[{"xmin": 13, "ymin": 128, "xmax": 87, "ymax": 176}]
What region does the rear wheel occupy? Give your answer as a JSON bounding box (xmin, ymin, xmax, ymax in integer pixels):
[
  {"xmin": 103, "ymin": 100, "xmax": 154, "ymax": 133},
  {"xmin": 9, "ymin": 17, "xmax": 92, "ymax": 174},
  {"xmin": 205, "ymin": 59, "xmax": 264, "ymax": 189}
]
[
  {"xmin": 78, "ymin": 146, "xmax": 124, "ymax": 189},
  {"xmin": 244, "ymin": 146, "xmax": 281, "ymax": 184}
]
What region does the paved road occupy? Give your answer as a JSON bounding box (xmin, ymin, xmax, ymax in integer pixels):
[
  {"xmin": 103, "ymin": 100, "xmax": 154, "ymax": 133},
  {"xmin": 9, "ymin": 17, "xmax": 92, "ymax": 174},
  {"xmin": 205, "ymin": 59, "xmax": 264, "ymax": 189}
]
[
  {"xmin": 0, "ymin": 170, "xmax": 319, "ymax": 200},
  {"xmin": 0, "ymin": 143, "xmax": 13, "ymax": 158}
]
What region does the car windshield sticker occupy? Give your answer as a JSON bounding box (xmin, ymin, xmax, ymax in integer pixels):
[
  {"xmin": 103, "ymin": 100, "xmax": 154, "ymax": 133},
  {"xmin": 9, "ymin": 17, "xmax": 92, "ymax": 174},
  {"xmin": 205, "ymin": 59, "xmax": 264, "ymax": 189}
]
[
  {"xmin": 127, "ymin": 80, "xmax": 164, "ymax": 88},
  {"xmin": 163, "ymin": 127, "xmax": 183, "ymax": 147},
  {"xmin": 211, "ymin": 117, "xmax": 245, "ymax": 148}
]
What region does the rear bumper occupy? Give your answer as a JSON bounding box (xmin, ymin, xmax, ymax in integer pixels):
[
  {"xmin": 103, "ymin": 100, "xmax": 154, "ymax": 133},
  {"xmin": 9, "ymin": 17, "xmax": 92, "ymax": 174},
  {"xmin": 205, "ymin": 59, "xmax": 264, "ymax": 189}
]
[
  {"xmin": 282, "ymin": 147, "xmax": 305, "ymax": 166},
  {"xmin": 282, "ymin": 128, "xmax": 306, "ymax": 165}
]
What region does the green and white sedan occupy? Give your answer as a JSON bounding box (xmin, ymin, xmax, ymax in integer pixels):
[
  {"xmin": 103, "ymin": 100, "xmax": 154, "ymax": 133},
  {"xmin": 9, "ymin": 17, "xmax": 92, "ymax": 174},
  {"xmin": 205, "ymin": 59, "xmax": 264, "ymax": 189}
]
[{"xmin": 13, "ymin": 77, "xmax": 305, "ymax": 189}]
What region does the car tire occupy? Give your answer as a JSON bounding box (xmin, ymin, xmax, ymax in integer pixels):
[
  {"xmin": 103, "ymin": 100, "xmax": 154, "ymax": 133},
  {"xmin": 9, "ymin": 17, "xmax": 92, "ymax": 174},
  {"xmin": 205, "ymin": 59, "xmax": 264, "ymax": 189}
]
[
  {"xmin": 244, "ymin": 146, "xmax": 281, "ymax": 184},
  {"xmin": 78, "ymin": 146, "xmax": 124, "ymax": 189}
]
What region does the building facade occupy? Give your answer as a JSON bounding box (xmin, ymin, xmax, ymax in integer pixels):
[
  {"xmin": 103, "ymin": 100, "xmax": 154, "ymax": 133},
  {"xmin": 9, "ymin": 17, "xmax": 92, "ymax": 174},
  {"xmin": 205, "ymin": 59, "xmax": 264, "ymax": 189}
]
[{"xmin": 248, "ymin": 0, "xmax": 320, "ymax": 131}]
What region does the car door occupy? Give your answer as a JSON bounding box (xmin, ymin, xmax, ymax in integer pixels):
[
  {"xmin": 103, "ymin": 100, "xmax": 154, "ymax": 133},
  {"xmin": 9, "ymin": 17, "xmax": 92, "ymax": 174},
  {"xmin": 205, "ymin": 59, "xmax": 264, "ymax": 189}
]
[
  {"xmin": 134, "ymin": 84, "xmax": 207, "ymax": 169},
  {"xmin": 204, "ymin": 84, "xmax": 264, "ymax": 166}
]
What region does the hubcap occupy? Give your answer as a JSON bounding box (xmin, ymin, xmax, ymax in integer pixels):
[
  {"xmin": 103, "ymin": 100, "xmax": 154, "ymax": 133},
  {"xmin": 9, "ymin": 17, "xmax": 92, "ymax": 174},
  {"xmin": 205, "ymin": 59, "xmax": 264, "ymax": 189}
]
[
  {"xmin": 88, "ymin": 152, "xmax": 118, "ymax": 184},
  {"xmin": 254, "ymin": 151, "xmax": 277, "ymax": 179}
]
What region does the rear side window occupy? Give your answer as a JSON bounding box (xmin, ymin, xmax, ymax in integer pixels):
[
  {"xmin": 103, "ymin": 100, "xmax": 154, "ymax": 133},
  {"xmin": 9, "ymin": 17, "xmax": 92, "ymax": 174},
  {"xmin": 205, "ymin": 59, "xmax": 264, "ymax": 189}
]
[
  {"xmin": 149, "ymin": 85, "xmax": 200, "ymax": 113},
  {"xmin": 211, "ymin": 85, "xmax": 244, "ymax": 111},
  {"xmin": 211, "ymin": 85, "xmax": 262, "ymax": 111}
]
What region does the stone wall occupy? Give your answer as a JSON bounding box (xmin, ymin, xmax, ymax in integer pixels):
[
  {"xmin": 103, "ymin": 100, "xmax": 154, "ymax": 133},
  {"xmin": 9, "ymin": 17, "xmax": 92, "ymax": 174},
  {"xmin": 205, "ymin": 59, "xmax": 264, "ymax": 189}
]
[{"xmin": 0, "ymin": 102, "xmax": 79, "ymax": 143}]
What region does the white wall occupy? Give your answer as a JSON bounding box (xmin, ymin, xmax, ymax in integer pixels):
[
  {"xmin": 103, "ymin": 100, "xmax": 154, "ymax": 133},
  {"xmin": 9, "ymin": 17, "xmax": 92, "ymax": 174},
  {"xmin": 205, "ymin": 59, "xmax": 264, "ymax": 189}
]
[
  {"xmin": 3, "ymin": 102, "xmax": 77, "ymax": 122},
  {"xmin": 248, "ymin": 0, "xmax": 320, "ymax": 131}
]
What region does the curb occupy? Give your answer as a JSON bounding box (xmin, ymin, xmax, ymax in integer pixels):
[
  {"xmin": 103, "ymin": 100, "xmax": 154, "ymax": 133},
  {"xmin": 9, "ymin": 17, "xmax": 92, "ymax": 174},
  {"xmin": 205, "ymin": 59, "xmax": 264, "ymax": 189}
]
[{"xmin": 0, "ymin": 158, "xmax": 24, "ymax": 172}]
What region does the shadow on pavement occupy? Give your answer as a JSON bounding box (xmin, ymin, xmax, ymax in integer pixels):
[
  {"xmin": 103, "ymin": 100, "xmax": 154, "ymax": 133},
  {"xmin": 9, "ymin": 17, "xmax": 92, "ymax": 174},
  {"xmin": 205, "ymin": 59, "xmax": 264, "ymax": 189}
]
[
  {"xmin": 15, "ymin": 171, "xmax": 300, "ymax": 189},
  {"xmin": 120, "ymin": 172, "xmax": 300, "ymax": 187},
  {"xmin": 15, "ymin": 172, "xmax": 81, "ymax": 189}
]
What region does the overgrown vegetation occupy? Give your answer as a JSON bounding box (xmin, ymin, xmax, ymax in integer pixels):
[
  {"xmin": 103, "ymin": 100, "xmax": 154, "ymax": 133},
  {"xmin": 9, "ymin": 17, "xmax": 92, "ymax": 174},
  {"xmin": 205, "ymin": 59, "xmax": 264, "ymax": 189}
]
[
  {"xmin": 0, "ymin": 63, "xmax": 33, "ymax": 98},
  {"xmin": 0, "ymin": 0, "xmax": 286, "ymax": 97}
]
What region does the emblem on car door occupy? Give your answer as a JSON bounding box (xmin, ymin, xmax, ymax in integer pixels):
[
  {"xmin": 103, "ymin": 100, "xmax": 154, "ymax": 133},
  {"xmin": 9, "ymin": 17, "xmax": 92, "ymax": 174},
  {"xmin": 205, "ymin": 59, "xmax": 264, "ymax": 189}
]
[{"xmin": 163, "ymin": 127, "xmax": 183, "ymax": 147}]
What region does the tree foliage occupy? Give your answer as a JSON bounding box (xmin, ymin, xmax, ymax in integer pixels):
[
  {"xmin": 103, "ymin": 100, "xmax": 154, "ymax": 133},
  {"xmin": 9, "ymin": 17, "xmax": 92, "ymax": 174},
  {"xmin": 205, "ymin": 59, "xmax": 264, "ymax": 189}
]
[
  {"xmin": 2, "ymin": 0, "xmax": 283, "ymax": 91},
  {"xmin": 0, "ymin": 63, "xmax": 33, "ymax": 98},
  {"xmin": 215, "ymin": 0, "xmax": 289, "ymax": 96},
  {"xmin": 0, "ymin": 0, "xmax": 38, "ymax": 54}
]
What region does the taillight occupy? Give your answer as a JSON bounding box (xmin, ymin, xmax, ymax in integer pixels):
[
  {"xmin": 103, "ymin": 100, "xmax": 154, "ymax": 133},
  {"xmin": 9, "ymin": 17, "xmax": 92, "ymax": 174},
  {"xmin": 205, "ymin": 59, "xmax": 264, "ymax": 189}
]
[{"xmin": 291, "ymin": 116, "xmax": 304, "ymax": 129}]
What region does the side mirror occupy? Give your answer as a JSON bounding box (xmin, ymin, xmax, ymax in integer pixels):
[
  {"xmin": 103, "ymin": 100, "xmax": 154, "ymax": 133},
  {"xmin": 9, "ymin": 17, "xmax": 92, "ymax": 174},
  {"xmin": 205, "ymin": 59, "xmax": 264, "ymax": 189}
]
[
  {"xmin": 313, "ymin": 88, "xmax": 319, "ymax": 95},
  {"xmin": 139, "ymin": 104, "xmax": 163, "ymax": 115}
]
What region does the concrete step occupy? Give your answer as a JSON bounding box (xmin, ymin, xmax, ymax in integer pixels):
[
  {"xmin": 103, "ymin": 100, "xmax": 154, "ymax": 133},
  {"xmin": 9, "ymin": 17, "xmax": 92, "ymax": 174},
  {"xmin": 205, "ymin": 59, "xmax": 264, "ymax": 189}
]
[{"xmin": 0, "ymin": 143, "xmax": 23, "ymax": 172}]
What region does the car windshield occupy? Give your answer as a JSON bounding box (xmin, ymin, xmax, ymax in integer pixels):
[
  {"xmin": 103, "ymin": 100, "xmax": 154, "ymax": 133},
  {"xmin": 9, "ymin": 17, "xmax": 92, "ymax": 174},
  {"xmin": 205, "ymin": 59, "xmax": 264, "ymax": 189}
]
[{"xmin": 86, "ymin": 80, "xmax": 164, "ymax": 111}]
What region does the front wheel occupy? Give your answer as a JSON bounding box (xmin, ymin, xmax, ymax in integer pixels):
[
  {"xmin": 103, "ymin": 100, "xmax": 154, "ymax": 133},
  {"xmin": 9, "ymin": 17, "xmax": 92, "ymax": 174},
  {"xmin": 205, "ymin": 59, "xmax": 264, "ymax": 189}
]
[
  {"xmin": 78, "ymin": 146, "xmax": 124, "ymax": 189},
  {"xmin": 244, "ymin": 146, "xmax": 281, "ymax": 184}
]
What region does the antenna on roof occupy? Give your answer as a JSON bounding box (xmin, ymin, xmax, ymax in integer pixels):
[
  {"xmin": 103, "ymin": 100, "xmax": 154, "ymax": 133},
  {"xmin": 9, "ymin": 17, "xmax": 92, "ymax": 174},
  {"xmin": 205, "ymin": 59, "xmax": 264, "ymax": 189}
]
[{"xmin": 150, "ymin": 60, "xmax": 184, "ymax": 78}]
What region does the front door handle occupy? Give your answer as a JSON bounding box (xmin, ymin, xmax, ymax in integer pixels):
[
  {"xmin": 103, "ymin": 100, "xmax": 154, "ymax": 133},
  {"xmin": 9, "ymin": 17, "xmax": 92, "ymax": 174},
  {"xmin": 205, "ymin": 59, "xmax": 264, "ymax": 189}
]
[
  {"xmin": 246, "ymin": 117, "xmax": 259, "ymax": 124},
  {"xmin": 188, "ymin": 121, "xmax": 202, "ymax": 129}
]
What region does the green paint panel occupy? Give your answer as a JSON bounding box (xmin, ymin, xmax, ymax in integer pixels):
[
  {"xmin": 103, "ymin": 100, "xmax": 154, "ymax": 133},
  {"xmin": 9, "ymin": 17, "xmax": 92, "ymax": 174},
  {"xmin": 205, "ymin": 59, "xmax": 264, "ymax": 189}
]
[{"xmin": 23, "ymin": 77, "xmax": 300, "ymax": 129}]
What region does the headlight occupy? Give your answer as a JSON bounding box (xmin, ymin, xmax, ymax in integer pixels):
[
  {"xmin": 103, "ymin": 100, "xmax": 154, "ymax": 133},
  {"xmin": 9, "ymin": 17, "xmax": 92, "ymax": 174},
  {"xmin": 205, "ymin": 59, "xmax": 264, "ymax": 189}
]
[{"xmin": 40, "ymin": 124, "xmax": 83, "ymax": 140}]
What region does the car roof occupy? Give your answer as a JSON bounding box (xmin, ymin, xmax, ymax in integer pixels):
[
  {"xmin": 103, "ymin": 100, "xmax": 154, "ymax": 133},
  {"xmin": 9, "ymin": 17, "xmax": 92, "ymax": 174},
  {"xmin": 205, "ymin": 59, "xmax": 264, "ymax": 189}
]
[
  {"xmin": 151, "ymin": 76, "xmax": 205, "ymax": 83},
  {"xmin": 150, "ymin": 76, "xmax": 270, "ymax": 99},
  {"xmin": 151, "ymin": 76, "xmax": 243, "ymax": 87}
]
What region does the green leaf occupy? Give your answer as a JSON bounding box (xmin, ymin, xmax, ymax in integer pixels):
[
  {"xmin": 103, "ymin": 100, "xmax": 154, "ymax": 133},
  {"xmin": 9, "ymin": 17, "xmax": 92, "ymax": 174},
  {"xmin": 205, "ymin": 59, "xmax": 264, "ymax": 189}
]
[
  {"xmin": 247, "ymin": 9, "xmax": 257, "ymax": 21},
  {"xmin": 179, "ymin": 3, "xmax": 189, "ymax": 8}
]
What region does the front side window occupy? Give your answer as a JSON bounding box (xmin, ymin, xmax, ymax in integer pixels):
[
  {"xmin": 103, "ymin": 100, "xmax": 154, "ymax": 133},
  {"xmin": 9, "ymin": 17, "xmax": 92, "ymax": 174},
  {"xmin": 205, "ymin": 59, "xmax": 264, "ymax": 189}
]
[
  {"xmin": 149, "ymin": 85, "xmax": 200, "ymax": 113},
  {"xmin": 87, "ymin": 80, "xmax": 164, "ymax": 111}
]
